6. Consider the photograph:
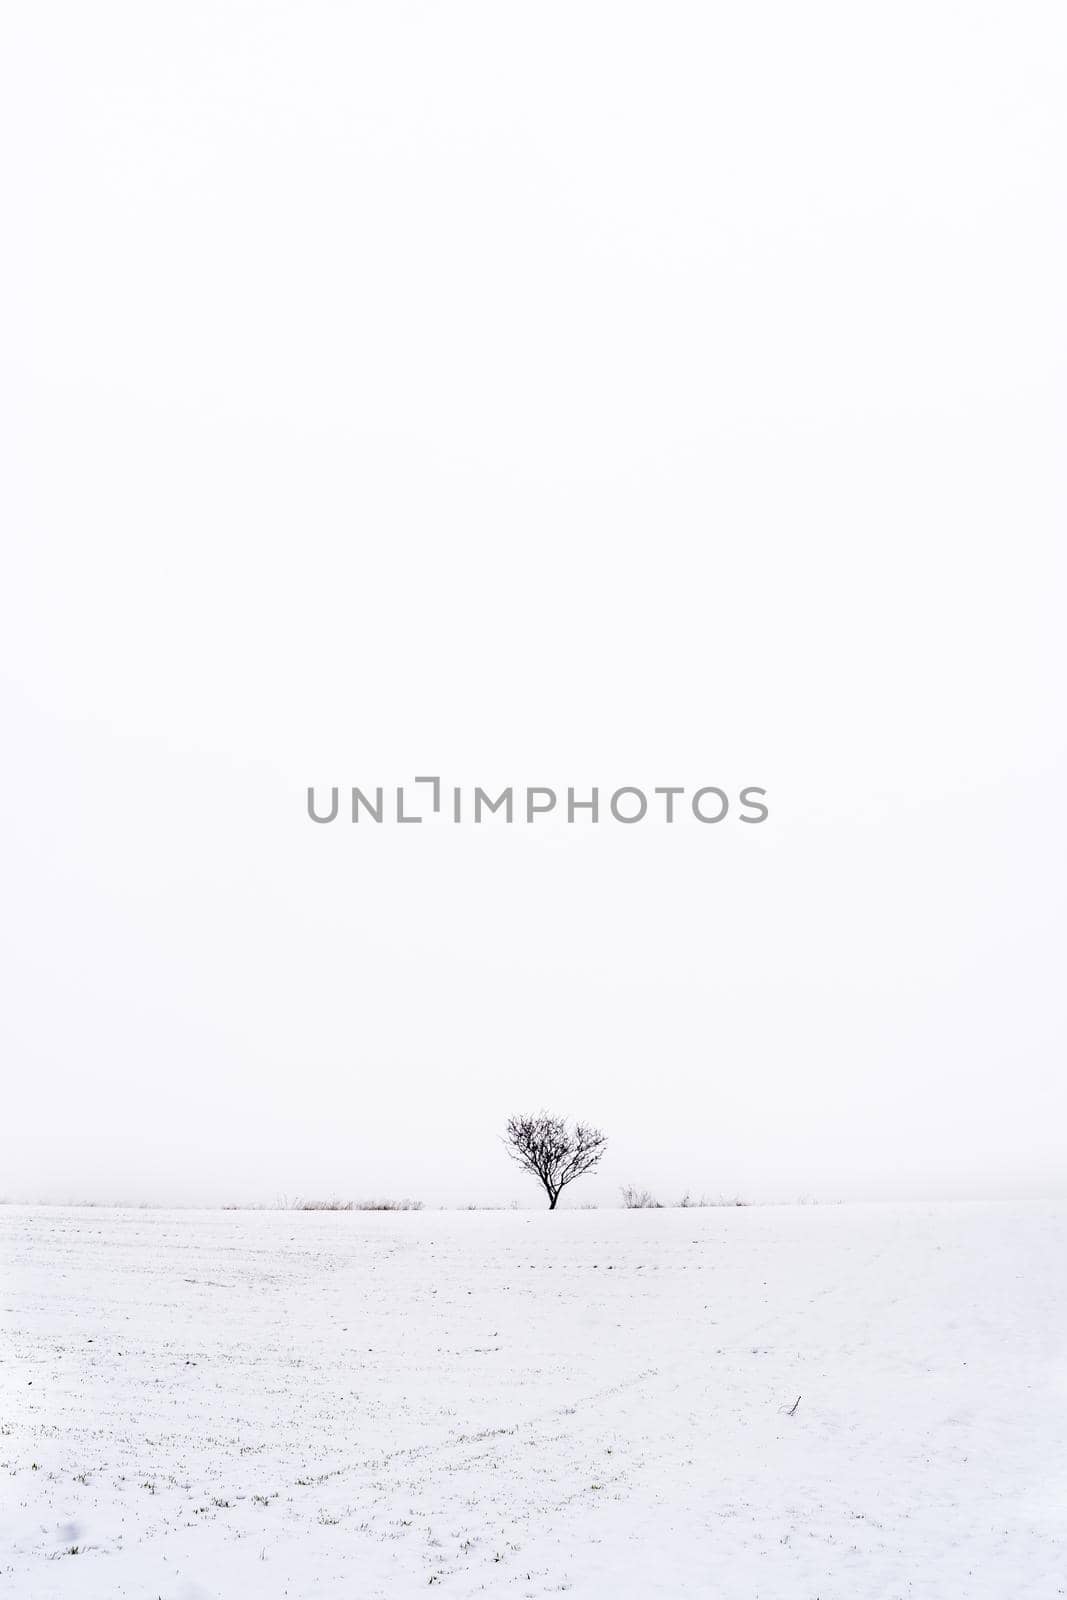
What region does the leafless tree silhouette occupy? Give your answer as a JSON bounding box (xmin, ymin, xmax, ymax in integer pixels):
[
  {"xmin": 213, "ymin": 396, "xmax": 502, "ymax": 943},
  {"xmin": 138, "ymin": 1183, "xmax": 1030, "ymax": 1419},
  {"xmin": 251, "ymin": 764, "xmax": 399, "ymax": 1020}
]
[{"xmin": 503, "ymin": 1113, "xmax": 607, "ymax": 1209}]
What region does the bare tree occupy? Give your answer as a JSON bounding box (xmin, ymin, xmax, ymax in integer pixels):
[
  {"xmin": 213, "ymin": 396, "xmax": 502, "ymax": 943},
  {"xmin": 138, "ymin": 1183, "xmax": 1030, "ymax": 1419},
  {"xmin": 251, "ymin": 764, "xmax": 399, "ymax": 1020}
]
[{"xmin": 503, "ymin": 1113, "xmax": 607, "ymax": 1209}]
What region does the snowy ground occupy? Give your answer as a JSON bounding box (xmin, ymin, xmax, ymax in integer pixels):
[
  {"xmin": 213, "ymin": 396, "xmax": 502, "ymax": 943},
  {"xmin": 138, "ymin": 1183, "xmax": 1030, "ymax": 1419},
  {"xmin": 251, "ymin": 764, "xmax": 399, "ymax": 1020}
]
[{"xmin": 1, "ymin": 1202, "xmax": 1065, "ymax": 1599}]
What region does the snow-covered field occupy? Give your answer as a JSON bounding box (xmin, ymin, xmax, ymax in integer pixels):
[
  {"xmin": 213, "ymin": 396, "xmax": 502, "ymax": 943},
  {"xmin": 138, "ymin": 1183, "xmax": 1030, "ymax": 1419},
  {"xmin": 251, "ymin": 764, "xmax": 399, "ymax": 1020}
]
[{"xmin": 2, "ymin": 1202, "xmax": 1064, "ymax": 1598}]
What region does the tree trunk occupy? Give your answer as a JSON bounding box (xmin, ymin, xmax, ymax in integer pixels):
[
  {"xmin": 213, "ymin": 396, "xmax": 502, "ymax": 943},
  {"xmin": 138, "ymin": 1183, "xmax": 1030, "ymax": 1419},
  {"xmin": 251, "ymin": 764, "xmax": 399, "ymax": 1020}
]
[{"xmin": 548, "ymin": 1192, "xmax": 558, "ymax": 1209}]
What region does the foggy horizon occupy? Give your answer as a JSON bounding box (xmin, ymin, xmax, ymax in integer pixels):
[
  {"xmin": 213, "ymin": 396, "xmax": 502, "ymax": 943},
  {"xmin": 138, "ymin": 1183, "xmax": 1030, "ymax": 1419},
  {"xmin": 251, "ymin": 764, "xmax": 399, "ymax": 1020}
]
[{"xmin": 4, "ymin": 1, "xmax": 1064, "ymax": 1211}]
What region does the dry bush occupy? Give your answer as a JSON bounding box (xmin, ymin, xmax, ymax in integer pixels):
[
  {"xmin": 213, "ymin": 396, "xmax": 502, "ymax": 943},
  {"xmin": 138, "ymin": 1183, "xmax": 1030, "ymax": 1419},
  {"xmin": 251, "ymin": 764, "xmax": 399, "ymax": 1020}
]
[{"xmin": 621, "ymin": 1185, "xmax": 662, "ymax": 1209}]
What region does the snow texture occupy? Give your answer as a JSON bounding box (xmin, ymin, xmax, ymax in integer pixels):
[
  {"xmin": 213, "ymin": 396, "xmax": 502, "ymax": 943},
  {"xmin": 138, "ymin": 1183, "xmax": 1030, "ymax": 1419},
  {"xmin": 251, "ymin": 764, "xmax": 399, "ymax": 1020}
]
[{"xmin": 2, "ymin": 1202, "xmax": 1065, "ymax": 1597}]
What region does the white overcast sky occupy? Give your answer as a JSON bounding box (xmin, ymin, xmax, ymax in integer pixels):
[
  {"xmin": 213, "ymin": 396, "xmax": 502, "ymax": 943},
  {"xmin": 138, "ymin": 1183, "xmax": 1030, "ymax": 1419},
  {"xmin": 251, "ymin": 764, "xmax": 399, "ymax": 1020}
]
[{"xmin": 2, "ymin": 2, "xmax": 1064, "ymax": 1205}]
